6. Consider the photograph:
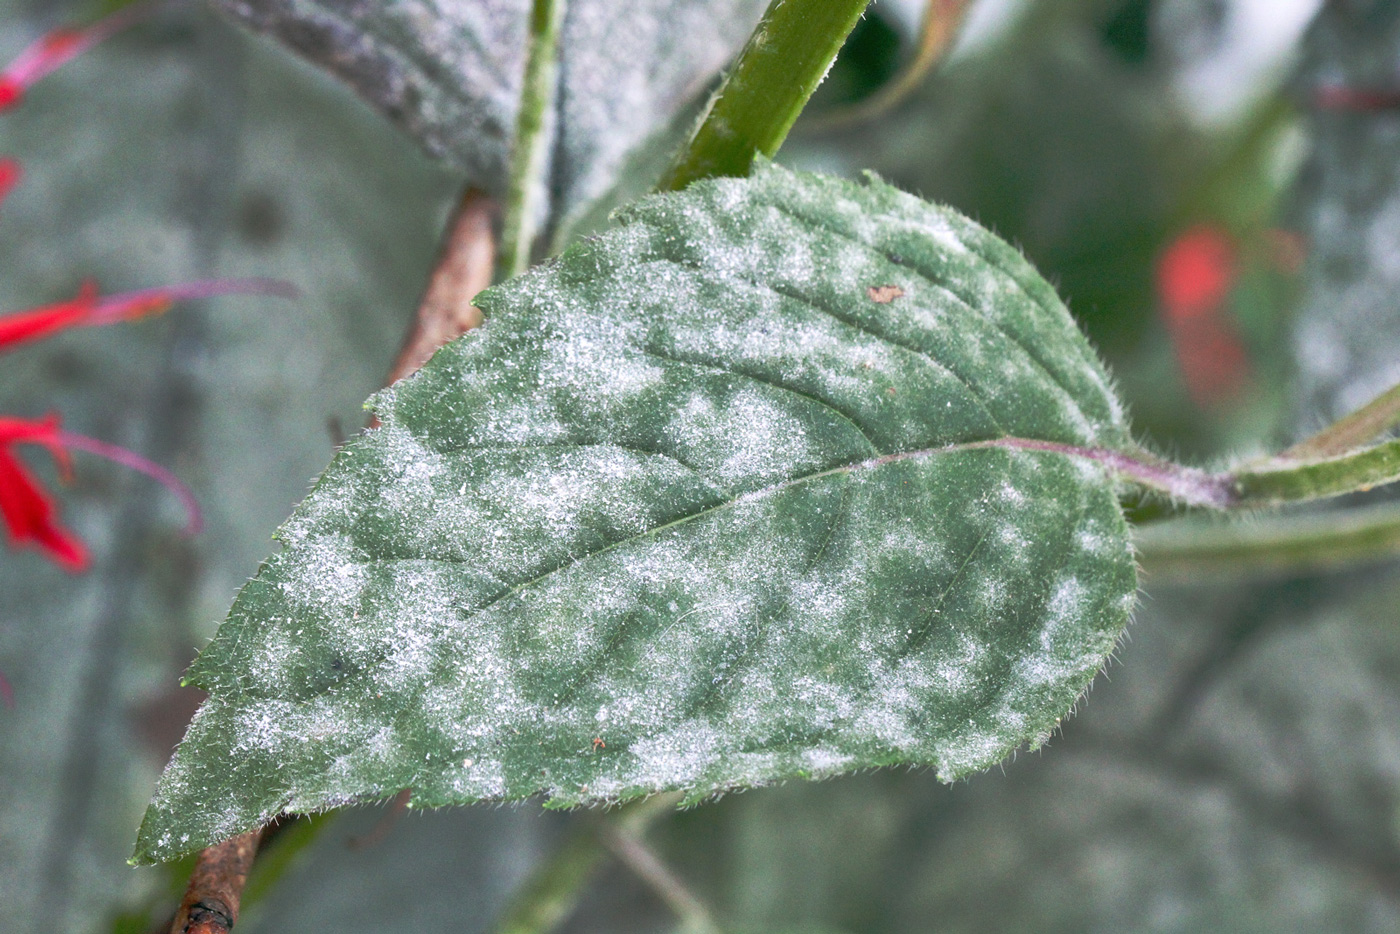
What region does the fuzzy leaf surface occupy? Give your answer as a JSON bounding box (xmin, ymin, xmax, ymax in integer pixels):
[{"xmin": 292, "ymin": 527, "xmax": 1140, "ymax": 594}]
[
  {"xmin": 135, "ymin": 163, "xmax": 1138, "ymax": 864},
  {"xmin": 207, "ymin": 0, "xmax": 767, "ymax": 236}
]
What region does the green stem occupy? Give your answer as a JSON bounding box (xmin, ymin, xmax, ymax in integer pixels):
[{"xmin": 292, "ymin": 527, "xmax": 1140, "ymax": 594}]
[
  {"xmin": 600, "ymin": 824, "xmax": 722, "ymax": 934},
  {"xmin": 491, "ymin": 794, "xmax": 681, "ymax": 934},
  {"xmin": 1279, "ymin": 381, "xmax": 1400, "ymax": 461},
  {"xmin": 1135, "ymin": 500, "xmax": 1400, "ymax": 581},
  {"xmin": 499, "ymin": 0, "xmax": 565, "ymax": 278},
  {"xmin": 239, "ymin": 816, "xmax": 327, "ymax": 909},
  {"xmin": 492, "ymin": 827, "xmax": 607, "ymax": 934},
  {"xmin": 660, "ymin": 0, "xmax": 872, "ymax": 191},
  {"xmin": 1232, "ymin": 438, "xmax": 1400, "ymax": 506}
]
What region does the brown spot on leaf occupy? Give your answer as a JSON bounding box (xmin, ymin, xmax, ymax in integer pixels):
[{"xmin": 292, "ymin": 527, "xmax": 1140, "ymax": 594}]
[{"xmin": 867, "ymin": 285, "xmax": 904, "ymax": 303}]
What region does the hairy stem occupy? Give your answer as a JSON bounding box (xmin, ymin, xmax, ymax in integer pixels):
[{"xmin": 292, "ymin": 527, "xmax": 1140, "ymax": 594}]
[
  {"xmin": 1233, "ymin": 438, "xmax": 1400, "ymax": 505},
  {"xmin": 1280, "ymin": 380, "xmax": 1400, "ymax": 460},
  {"xmin": 499, "ymin": 0, "xmax": 565, "ymax": 277},
  {"xmin": 660, "ymin": 0, "xmax": 872, "ymax": 191}
]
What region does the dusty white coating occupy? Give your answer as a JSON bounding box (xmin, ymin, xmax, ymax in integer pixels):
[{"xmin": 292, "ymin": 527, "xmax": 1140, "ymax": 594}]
[{"xmin": 138, "ymin": 165, "xmax": 1136, "ymax": 864}]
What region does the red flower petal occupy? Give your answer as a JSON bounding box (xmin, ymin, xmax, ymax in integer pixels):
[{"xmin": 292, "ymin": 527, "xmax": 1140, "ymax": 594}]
[
  {"xmin": 0, "ymin": 413, "xmax": 206, "ymax": 570},
  {"xmin": 0, "ymin": 158, "xmax": 19, "ymax": 210},
  {"xmin": 0, "ymin": 278, "xmax": 298, "ymax": 353},
  {"xmin": 0, "ymin": 429, "xmax": 87, "ymax": 571},
  {"xmin": 1157, "ymin": 226, "xmax": 1237, "ymax": 323},
  {"xmin": 0, "ymin": 3, "xmax": 154, "ymax": 113},
  {"xmin": 1156, "ymin": 226, "xmax": 1250, "ymax": 407},
  {"xmin": 0, "ymin": 282, "xmax": 98, "ymax": 351}
]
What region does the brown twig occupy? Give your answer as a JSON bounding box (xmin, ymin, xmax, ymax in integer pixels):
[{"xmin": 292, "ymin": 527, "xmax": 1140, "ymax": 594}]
[
  {"xmin": 168, "ymin": 831, "xmax": 261, "ymax": 934},
  {"xmin": 384, "ymin": 186, "xmax": 497, "ymax": 386},
  {"xmin": 166, "ymin": 184, "xmax": 498, "ymax": 928}
]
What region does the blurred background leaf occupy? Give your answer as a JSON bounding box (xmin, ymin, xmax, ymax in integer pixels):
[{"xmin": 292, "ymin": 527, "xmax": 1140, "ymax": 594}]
[
  {"xmin": 203, "ymin": 0, "xmax": 770, "ymax": 246},
  {"xmin": 8, "ymin": 0, "xmax": 1400, "ymax": 931}
]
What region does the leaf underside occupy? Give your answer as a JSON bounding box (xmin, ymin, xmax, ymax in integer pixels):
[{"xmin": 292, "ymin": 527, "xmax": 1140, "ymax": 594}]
[
  {"xmin": 208, "ymin": 0, "xmax": 768, "ymax": 235},
  {"xmin": 134, "ymin": 163, "xmax": 1137, "ymax": 864}
]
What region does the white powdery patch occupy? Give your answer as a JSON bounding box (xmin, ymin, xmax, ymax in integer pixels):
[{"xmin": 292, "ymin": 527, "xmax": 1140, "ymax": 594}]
[
  {"xmin": 801, "ymin": 747, "xmax": 855, "ymax": 775},
  {"xmin": 538, "ymin": 330, "xmax": 665, "ymax": 411},
  {"xmin": 282, "ymin": 468, "xmax": 358, "ymax": 547},
  {"xmin": 449, "ymin": 756, "xmax": 507, "ymax": 799},
  {"xmin": 375, "ymin": 425, "xmax": 447, "ymax": 514},
  {"xmin": 475, "ymin": 448, "xmax": 654, "ymax": 542},
  {"xmin": 937, "ymin": 723, "xmax": 1014, "ymax": 777},
  {"xmin": 996, "ymin": 480, "xmax": 1027, "ymax": 507},
  {"xmin": 372, "ymin": 570, "xmax": 456, "ymax": 692},
  {"xmin": 1060, "ymin": 399, "xmax": 1099, "ymax": 447},
  {"xmin": 853, "ymin": 664, "xmax": 932, "ymax": 752},
  {"xmin": 476, "ymin": 395, "xmax": 569, "ymax": 445},
  {"xmin": 666, "ymin": 388, "xmax": 814, "ymax": 488},
  {"xmin": 1014, "ymin": 576, "xmax": 1090, "ymax": 687},
  {"xmin": 243, "ymin": 624, "xmax": 302, "ymax": 695},
  {"xmin": 230, "ymin": 699, "xmax": 299, "ymax": 756},
  {"xmin": 887, "ymin": 206, "xmax": 971, "ymax": 259},
  {"xmin": 278, "ymin": 532, "xmax": 365, "ymax": 615},
  {"xmin": 626, "ymin": 719, "xmax": 722, "ymax": 788},
  {"xmin": 925, "ymin": 630, "xmax": 988, "ymax": 697},
  {"xmin": 786, "ymin": 675, "xmax": 856, "ymax": 727},
  {"xmin": 785, "ymin": 574, "xmax": 850, "ymax": 623},
  {"xmin": 1076, "ymin": 521, "xmax": 1126, "ymax": 560}
]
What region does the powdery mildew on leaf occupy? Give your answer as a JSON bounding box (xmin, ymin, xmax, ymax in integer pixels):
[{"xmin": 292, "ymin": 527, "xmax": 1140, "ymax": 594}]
[
  {"xmin": 134, "ymin": 163, "xmax": 1137, "ymax": 864},
  {"xmin": 207, "ymin": 0, "xmax": 768, "ymax": 232}
]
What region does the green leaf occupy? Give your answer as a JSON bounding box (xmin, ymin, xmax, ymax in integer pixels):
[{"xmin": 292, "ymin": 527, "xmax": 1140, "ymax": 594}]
[
  {"xmin": 208, "ymin": 0, "xmax": 769, "ymax": 237},
  {"xmin": 133, "ymin": 162, "xmax": 1138, "ymax": 864}
]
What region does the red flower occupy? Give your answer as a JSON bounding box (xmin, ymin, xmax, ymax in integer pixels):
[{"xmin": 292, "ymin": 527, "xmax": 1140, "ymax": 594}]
[
  {"xmin": 0, "ymin": 411, "xmax": 215, "ymax": 572},
  {"xmin": 0, "ymin": 414, "xmax": 86, "ymax": 569},
  {"xmin": 0, "ymin": 158, "xmax": 19, "ymax": 211},
  {"xmin": 0, "ymin": 278, "xmax": 296, "ymax": 571},
  {"xmin": 0, "ymin": 278, "xmax": 296, "ymax": 353},
  {"xmin": 0, "ymin": 6, "xmax": 296, "ymax": 573},
  {"xmin": 1156, "ymin": 225, "xmax": 1250, "ymax": 407},
  {"xmin": 0, "ymin": 2, "xmax": 153, "ymax": 112}
]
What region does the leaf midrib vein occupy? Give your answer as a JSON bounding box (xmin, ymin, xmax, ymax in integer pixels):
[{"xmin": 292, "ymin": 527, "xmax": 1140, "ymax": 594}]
[{"xmin": 443, "ymin": 438, "xmax": 1086, "ymax": 622}]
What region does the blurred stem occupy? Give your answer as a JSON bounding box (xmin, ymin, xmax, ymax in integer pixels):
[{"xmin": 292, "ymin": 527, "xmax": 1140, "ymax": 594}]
[
  {"xmin": 1279, "ymin": 381, "xmax": 1400, "ymax": 460},
  {"xmin": 660, "ymin": 0, "xmax": 871, "ymax": 191},
  {"xmin": 491, "ymin": 794, "xmax": 682, "ymax": 934},
  {"xmin": 802, "ymin": 0, "xmax": 972, "ymax": 132},
  {"xmin": 237, "ymin": 816, "xmax": 326, "ymax": 908},
  {"xmin": 499, "ymin": 0, "xmax": 565, "ymax": 277},
  {"xmin": 384, "ymin": 188, "xmax": 495, "ymax": 387},
  {"xmin": 600, "ymin": 823, "xmax": 722, "ymax": 934},
  {"xmin": 1136, "ymin": 500, "xmax": 1400, "ymax": 582}
]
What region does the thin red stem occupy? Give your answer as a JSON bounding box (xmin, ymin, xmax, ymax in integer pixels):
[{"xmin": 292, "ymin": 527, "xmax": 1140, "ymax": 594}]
[{"xmin": 56, "ymin": 430, "xmax": 201, "ymax": 534}]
